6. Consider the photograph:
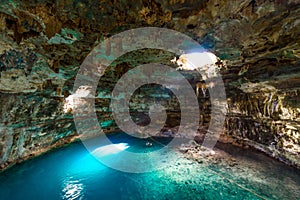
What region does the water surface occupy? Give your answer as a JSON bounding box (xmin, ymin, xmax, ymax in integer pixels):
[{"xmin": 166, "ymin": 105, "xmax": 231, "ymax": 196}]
[{"xmin": 0, "ymin": 132, "xmax": 299, "ymax": 200}]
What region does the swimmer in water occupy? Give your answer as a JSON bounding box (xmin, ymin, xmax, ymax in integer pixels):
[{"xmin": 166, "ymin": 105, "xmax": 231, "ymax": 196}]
[{"xmin": 146, "ymin": 141, "xmax": 153, "ymax": 147}]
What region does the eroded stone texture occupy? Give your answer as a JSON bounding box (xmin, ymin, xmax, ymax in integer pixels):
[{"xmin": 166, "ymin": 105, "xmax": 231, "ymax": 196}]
[{"xmin": 0, "ymin": 0, "xmax": 299, "ymax": 169}]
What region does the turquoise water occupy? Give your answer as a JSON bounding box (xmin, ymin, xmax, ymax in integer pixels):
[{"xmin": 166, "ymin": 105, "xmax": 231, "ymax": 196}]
[{"xmin": 0, "ymin": 132, "xmax": 299, "ymax": 200}]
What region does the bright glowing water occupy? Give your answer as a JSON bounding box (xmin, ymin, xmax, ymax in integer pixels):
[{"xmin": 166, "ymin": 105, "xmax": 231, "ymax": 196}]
[{"xmin": 0, "ymin": 132, "xmax": 299, "ymax": 200}]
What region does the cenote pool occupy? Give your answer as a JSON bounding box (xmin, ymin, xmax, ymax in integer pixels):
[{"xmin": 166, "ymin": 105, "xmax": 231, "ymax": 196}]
[{"xmin": 0, "ymin": 132, "xmax": 299, "ymax": 200}]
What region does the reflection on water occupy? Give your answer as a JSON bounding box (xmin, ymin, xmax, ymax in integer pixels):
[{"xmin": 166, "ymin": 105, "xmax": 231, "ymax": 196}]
[
  {"xmin": 62, "ymin": 179, "xmax": 84, "ymax": 200},
  {"xmin": 91, "ymin": 143, "xmax": 129, "ymax": 157},
  {"xmin": 0, "ymin": 132, "xmax": 299, "ymax": 200}
]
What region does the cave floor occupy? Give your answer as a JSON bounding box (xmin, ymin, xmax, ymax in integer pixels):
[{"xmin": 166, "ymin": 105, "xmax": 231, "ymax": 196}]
[{"xmin": 0, "ymin": 132, "xmax": 299, "ymax": 200}]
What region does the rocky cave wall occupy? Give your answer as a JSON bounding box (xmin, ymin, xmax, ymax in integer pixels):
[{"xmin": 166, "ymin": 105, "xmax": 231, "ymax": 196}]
[{"xmin": 0, "ymin": 0, "xmax": 299, "ymax": 169}]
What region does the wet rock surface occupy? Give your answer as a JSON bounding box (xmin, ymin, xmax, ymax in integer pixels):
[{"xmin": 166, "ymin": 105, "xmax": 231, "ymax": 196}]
[
  {"xmin": 0, "ymin": 0, "xmax": 299, "ymax": 170},
  {"xmin": 124, "ymin": 140, "xmax": 300, "ymax": 200},
  {"xmin": 171, "ymin": 142, "xmax": 300, "ymax": 199}
]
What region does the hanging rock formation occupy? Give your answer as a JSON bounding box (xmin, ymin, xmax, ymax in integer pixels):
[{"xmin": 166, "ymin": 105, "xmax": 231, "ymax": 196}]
[{"xmin": 0, "ymin": 0, "xmax": 299, "ymax": 169}]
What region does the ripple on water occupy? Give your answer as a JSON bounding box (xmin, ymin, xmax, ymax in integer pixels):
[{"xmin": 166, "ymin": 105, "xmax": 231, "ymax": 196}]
[{"xmin": 0, "ymin": 133, "xmax": 299, "ymax": 200}]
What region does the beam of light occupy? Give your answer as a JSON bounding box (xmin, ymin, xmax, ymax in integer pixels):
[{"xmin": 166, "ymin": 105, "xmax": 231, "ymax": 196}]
[{"xmin": 91, "ymin": 143, "xmax": 130, "ymax": 158}]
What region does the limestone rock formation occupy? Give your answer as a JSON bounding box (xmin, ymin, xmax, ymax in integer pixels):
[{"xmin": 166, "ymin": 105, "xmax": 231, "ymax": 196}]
[{"xmin": 0, "ymin": 0, "xmax": 299, "ymax": 169}]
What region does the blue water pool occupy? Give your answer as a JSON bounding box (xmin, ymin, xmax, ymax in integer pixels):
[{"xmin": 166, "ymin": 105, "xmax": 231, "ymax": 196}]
[{"xmin": 0, "ymin": 132, "xmax": 299, "ymax": 200}]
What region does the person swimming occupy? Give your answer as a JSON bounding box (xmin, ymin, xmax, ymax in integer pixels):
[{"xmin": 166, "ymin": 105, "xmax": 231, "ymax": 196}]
[{"xmin": 146, "ymin": 141, "xmax": 153, "ymax": 147}]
